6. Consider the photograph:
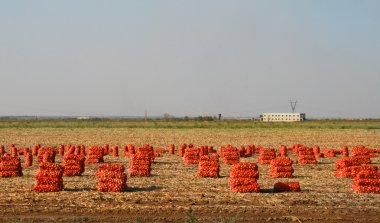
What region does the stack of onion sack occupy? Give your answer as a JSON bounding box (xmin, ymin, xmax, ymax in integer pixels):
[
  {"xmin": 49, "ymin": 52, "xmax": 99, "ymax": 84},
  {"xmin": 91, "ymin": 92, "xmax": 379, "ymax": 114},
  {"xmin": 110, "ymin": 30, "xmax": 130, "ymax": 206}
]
[
  {"xmin": 335, "ymin": 157, "xmax": 360, "ymax": 178},
  {"xmin": 24, "ymin": 152, "xmax": 33, "ymax": 167},
  {"xmin": 334, "ymin": 157, "xmax": 377, "ymax": 178},
  {"xmin": 351, "ymin": 146, "xmax": 376, "ymax": 163},
  {"xmin": 220, "ymin": 146, "xmax": 240, "ymax": 165},
  {"xmin": 37, "ymin": 147, "xmax": 56, "ymax": 164},
  {"xmin": 10, "ymin": 144, "xmax": 18, "ymax": 157},
  {"xmin": 229, "ymin": 162, "xmax": 260, "ymax": 193},
  {"xmin": 74, "ymin": 145, "xmax": 86, "ymax": 156},
  {"xmin": 270, "ymin": 157, "xmax": 294, "ymax": 178},
  {"xmin": 58, "ymin": 145, "xmax": 65, "ymax": 156},
  {"xmin": 199, "ymin": 146, "xmax": 209, "ymax": 156},
  {"xmin": 95, "ymin": 164, "xmax": 127, "ymax": 192},
  {"xmin": 129, "ymin": 151, "xmax": 152, "ymax": 177},
  {"xmin": 238, "ymin": 146, "xmax": 246, "ymax": 157},
  {"xmin": 274, "ymin": 182, "xmax": 300, "ymax": 192},
  {"xmin": 342, "ymin": 146, "xmax": 349, "ymax": 157},
  {"xmin": 85, "ymin": 146, "xmax": 104, "ymax": 164},
  {"xmin": 0, "ymin": 156, "xmax": 23, "ymax": 177},
  {"xmin": 103, "ymin": 144, "xmax": 110, "ymax": 155},
  {"xmin": 184, "ymin": 148, "xmax": 200, "ymax": 164},
  {"xmin": 122, "ymin": 145, "xmax": 128, "ymax": 156},
  {"xmin": 277, "ymin": 145, "xmax": 287, "ymax": 157},
  {"xmin": 169, "ymin": 144, "xmax": 175, "ymax": 155},
  {"xmin": 258, "ymin": 148, "xmax": 276, "ymax": 164},
  {"xmin": 64, "ymin": 144, "xmax": 74, "ymax": 155},
  {"xmin": 154, "ymin": 148, "xmax": 165, "ymax": 158},
  {"xmin": 197, "ymin": 155, "xmax": 219, "ymax": 178},
  {"xmin": 297, "ymin": 147, "xmax": 317, "ymax": 164},
  {"xmin": 313, "ymin": 145, "xmax": 324, "ymax": 158},
  {"xmin": 178, "ymin": 144, "xmax": 186, "ymax": 157},
  {"xmin": 128, "ymin": 144, "xmax": 136, "ymax": 156},
  {"xmin": 34, "ymin": 162, "xmax": 64, "ymax": 192},
  {"xmin": 290, "ymin": 144, "xmax": 302, "ymax": 153},
  {"xmin": 322, "ymin": 148, "xmax": 336, "ymax": 157},
  {"xmin": 137, "ymin": 145, "xmax": 155, "ymax": 162},
  {"xmin": 246, "ymin": 145, "xmax": 255, "ymax": 157},
  {"xmin": 352, "ymin": 170, "xmax": 380, "ymax": 194},
  {"xmin": 32, "ymin": 144, "xmax": 41, "ymax": 156},
  {"xmin": 111, "ymin": 145, "xmax": 119, "ymax": 157},
  {"xmin": 62, "ymin": 154, "xmax": 85, "ymax": 176}
]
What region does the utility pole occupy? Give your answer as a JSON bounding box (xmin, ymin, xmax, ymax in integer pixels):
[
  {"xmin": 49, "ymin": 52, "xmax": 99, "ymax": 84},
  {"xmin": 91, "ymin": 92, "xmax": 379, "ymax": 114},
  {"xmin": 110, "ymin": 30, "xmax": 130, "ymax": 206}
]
[
  {"xmin": 289, "ymin": 100, "xmax": 297, "ymax": 113},
  {"xmin": 144, "ymin": 109, "xmax": 148, "ymax": 121}
]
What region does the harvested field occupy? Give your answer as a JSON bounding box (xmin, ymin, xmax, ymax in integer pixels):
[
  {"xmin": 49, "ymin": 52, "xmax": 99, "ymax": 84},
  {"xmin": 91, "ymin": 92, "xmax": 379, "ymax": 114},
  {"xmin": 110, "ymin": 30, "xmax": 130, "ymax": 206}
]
[{"xmin": 0, "ymin": 121, "xmax": 379, "ymax": 223}]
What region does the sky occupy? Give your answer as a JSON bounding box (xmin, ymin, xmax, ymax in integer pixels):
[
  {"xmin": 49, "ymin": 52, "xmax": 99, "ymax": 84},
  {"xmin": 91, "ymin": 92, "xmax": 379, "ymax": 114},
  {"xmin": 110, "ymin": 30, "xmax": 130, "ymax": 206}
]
[{"xmin": 0, "ymin": 0, "xmax": 379, "ymax": 118}]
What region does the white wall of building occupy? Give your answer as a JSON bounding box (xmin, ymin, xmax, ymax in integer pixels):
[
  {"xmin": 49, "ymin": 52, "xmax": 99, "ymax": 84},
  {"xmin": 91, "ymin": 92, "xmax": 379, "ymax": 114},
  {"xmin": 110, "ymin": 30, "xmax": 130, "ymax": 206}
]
[{"xmin": 262, "ymin": 113, "xmax": 305, "ymax": 122}]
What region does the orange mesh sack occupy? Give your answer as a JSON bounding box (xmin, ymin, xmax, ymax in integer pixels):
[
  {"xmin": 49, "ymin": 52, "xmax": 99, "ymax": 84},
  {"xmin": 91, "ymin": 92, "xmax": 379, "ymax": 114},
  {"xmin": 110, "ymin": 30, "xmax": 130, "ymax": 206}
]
[{"xmin": 229, "ymin": 162, "xmax": 260, "ymax": 193}]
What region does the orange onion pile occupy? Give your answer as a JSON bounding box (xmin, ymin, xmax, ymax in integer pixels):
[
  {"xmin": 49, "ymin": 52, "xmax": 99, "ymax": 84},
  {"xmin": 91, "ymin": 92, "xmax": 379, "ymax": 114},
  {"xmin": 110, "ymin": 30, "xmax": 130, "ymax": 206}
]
[
  {"xmin": 199, "ymin": 146, "xmax": 209, "ymax": 156},
  {"xmin": 274, "ymin": 182, "xmax": 300, "ymax": 192},
  {"xmin": 111, "ymin": 145, "xmax": 119, "ymax": 157},
  {"xmin": 103, "ymin": 144, "xmax": 110, "ymax": 155},
  {"xmin": 129, "ymin": 150, "xmax": 152, "ymax": 177},
  {"xmin": 352, "ymin": 170, "xmax": 380, "ymax": 194},
  {"xmin": 238, "ymin": 145, "xmax": 246, "ymax": 157},
  {"xmin": 178, "ymin": 144, "xmax": 187, "ymax": 157},
  {"xmin": 334, "ymin": 157, "xmax": 361, "ymax": 178},
  {"xmin": 34, "ymin": 162, "xmax": 64, "ymax": 192},
  {"xmin": 220, "ymin": 145, "xmax": 240, "ymax": 165},
  {"xmin": 230, "ymin": 162, "xmax": 260, "ymax": 193},
  {"xmin": 58, "ymin": 145, "xmax": 65, "ymax": 156},
  {"xmin": 184, "ymin": 148, "xmax": 200, "ymax": 165},
  {"xmin": 290, "ymin": 144, "xmax": 303, "ymax": 153},
  {"xmin": 24, "ymin": 152, "xmax": 33, "ymax": 167},
  {"xmin": 351, "ymin": 146, "xmax": 375, "ymax": 164},
  {"xmin": 154, "ymin": 148, "xmax": 165, "ymax": 158},
  {"xmin": 137, "ymin": 145, "xmax": 155, "ymax": 162},
  {"xmin": 277, "ymin": 145, "xmax": 287, "ymax": 157},
  {"xmin": 322, "ymin": 149, "xmax": 336, "ymax": 157},
  {"xmin": 352, "ymin": 146, "xmax": 377, "ymax": 157},
  {"xmin": 342, "ymin": 146, "xmax": 349, "ymax": 157},
  {"xmin": 62, "ymin": 154, "xmax": 85, "ymax": 176},
  {"xmin": 258, "ymin": 148, "xmax": 276, "ymax": 164},
  {"xmin": 270, "ymin": 157, "xmax": 294, "ymax": 178},
  {"xmin": 297, "ymin": 147, "xmax": 317, "ymax": 164},
  {"xmin": 197, "ymin": 155, "xmax": 219, "ymax": 178},
  {"xmin": 127, "ymin": 144, "xmax": 135, "ymax": 156},
  {"xmin": 121, "ymin": 145, "xmax": 128, "ymax": 156},
  {"xmin": 37, "ymin": 147, "xmax": 56, "ymax": 164},
  {"xmin": 169, "ymin": 144, "xmax": 175, "ymax": 155},
  {"xmin": 313, "ymin": 145, "xmax": 324, "ymax": 158},
  {"xmin": 10, "ymin": 145, "xmax": 18, "ymax": 157},
  {"xmin": 85, "ymin": 146, "xmax": 104, "ymax": 164},
  {"xmin": 0, "ymin": 156, "xmax": 23, "ymax": 177},
  {"xmin": 155, "ymin": 148, "xmax": 166, "ymax": 154},
  {"xmin": 95, "ymin": 164, "xmax": 127, "ymax": 192},
  {"xmin": 32, "ymin": 144, "xmax": 41, "ymax": 156}
]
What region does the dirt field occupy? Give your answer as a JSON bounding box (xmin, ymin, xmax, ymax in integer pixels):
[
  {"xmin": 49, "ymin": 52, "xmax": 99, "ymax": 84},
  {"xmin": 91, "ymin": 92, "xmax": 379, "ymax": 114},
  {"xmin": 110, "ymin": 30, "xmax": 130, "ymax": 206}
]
[{"xmin": 0, "ymin": 127, "xmax": 379, "ymax": 223}]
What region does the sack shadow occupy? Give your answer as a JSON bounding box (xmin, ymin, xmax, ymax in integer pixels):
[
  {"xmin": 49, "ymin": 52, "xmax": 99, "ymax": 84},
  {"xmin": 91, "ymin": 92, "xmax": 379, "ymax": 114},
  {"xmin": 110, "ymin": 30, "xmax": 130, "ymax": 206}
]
[
  {"xmin": 64, "ymin": 187, "xmax": 95, "ymax": 192},
  {"xmin": 126, "ymin": 186, "xmax": 162, "ymax": 192},
  {"xmin": 260, "ymin": 188, "xmax": 275, "ymax": 193}
]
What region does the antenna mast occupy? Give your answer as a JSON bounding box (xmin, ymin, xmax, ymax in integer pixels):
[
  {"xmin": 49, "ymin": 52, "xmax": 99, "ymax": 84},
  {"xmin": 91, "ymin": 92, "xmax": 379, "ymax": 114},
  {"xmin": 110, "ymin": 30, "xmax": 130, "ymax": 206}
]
[{"xmin": 289, "ymin": 100, "xmax": 297, "ymax": 113}]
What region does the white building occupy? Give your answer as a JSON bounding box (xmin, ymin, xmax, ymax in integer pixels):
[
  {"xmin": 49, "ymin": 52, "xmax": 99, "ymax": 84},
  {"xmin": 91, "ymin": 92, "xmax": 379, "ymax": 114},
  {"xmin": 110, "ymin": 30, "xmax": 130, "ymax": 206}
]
[{"xmin": 261, "ymin": 113, "xmax": 306, "ymax": 122}]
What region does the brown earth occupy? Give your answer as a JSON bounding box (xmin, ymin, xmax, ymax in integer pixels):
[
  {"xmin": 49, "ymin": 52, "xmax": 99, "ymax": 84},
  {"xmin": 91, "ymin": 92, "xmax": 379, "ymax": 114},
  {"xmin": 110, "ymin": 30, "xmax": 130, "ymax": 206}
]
[{"xmin": 0, "ymin": 128, "xmax": 379, "ymax": 223}]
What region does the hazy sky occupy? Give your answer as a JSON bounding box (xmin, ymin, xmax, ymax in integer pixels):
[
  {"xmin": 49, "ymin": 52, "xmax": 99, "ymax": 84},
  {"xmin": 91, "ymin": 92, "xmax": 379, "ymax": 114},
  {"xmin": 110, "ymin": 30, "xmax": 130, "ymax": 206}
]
[{"xmin": 1, "ymin": 0, "xmax": 379, "ymax": 118}]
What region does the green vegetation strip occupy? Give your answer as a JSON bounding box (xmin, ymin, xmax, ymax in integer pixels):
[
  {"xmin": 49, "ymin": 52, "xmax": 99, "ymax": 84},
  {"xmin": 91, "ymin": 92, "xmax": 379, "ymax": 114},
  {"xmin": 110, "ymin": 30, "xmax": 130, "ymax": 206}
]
[{"xmin": 0, "ymin": 120, "xmax": 379, "ymax": 130}]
